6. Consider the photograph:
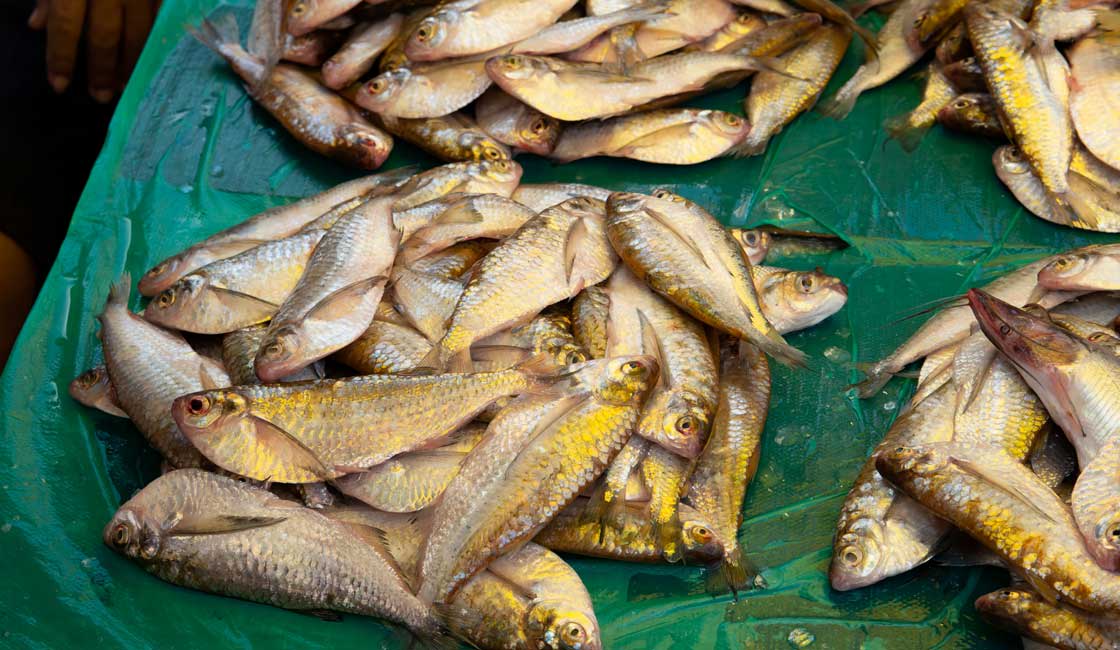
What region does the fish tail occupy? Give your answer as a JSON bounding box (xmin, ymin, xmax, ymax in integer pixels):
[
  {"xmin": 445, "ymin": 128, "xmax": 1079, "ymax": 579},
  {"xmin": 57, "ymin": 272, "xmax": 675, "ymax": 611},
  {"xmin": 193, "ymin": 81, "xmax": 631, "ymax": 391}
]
[
  {"xmin": 107, "ymin": 273, "xmax": 132, "ymax": 307},
  {"xmin": 818, "ymin": 70, "xmax": 869, "ymax": 120},
  {"xmin": 727, "ymin": 132, "xmax": 769, "ymax": 158},
  {"xmin": 412, "ymin": 613, "xmax": 462, "ymax": 650},
  {"xmin": 749, "ymin": 329, "xmax": 807, "ymax": 369},
  {"xmin": 851, "ymin": 361, "xmax": 892, "ymax": 398},
  {"xmin": 706, "ymin": 549, "xmax": 766, "ymax": 598},
  {"xmin": 883, "ymin": 112, "xmax": 929, "ymax": 153},
  {"xmin": 247, "ymin": 0, "xmax": 284, "ymax": 71},
  {"xmin": 188, "ymin": 13, "xmax": 240, "ymax": 55},
  {"xmin": 429, "ymin": 603, "xmax": 478, "ymax": 647}
]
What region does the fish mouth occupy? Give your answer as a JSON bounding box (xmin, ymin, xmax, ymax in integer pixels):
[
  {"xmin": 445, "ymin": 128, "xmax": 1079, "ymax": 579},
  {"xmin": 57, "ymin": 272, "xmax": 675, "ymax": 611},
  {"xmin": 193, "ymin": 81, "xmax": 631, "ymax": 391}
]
[
  {"xmin": 967, "ymin": 289, "xmax": 1083, "ymax": 369},
  {"xmin": 606, "ymin": 192, "xmax": 646, "ymax": 214}
]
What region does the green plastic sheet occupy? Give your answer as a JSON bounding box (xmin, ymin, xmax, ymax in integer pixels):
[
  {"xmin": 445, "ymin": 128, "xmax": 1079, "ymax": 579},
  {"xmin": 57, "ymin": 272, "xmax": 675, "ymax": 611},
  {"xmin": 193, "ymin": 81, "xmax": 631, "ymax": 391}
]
[{"xmin": 1, "ymin": 2, "xmax": 1114, "ymax": 647}]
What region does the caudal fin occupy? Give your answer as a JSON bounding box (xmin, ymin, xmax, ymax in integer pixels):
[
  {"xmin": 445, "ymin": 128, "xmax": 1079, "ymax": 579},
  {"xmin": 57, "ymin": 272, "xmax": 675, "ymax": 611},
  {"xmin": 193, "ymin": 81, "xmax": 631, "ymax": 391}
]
[
  {"xmin": 750, "ymin": 329, "xmax": 807, "ymax": 369},
  {"xmin": 884, "ymin": 112, "xmax": 930, "ymax": 153},
  {"xmin": 107, "ymin": 273, "xmax": 132, "ymax": 307},
  {"xmin": 818, "ymin": 70, "xmax": 869, "ymax": 120}
]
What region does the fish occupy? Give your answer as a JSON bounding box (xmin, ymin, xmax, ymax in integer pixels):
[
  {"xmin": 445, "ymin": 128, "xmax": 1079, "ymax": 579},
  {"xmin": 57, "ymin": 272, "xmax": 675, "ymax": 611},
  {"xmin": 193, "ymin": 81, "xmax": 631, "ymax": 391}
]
[
  {"xmin": 751, "ymin": 265, "xmax": 847, "ymax": 334},
  {"xmin": 936, "ymin": 93, "xmax": 1005, "ymax": 138},
  {"xmin": 379, "ymin": 113, "xmax": 512, "ymax": 163},
  {"xmin": 1038, "ymin": 249, "xmax": 1120, "ymax": 292},
  {"xmin": 398, "ymin": 193, "xmax": 537, "ymax": 265},
  {"xmin": 333, "ymin": 319, "xmax": 433, "ymax": 373},
  {"xmin": 941, "ymin": 56, "xmax": 986, "ymax": 92},
  {"xmin": 254, "ymin": 195, "xmax": 398, "ymax": 381},
  {"xmin": 727, "ymin": 0, "xmax": 796, "ymax": 14},
  {"xmin": 143, "ymin": 227, "xmax": 327, "ymax": 334},
  {"xmin": 875, "ymin": 442, "xmax": 1120, "ymax": 614},
  {"xmin": 720, "ymin": 12, "xmax": 822, "ymax": 57},
  {"xmin": 473, "ymin": 310, "xmax": 588, "ymax": 372},
  {"xmin": 884, "ymin": 64, "xmax": 957, "ymax": 152},
  {"xmin": 854, "ymin": 251, "xmax": 1078, "ymax": 396},
  {"xmin": 535, "ymin": 495, "xmax": 727, "ymax": 565},
  {"xmin": 728, "ymin": 228, "xmax": 771, "ymax": 264},
  {"xmin": 487, "ymin": 51, "xmax": 782, "ymax": 121},
  {"xmin": 474, "ymin": 89, "xmax": 562, "ymax": 156},
  {"xmin": 221, "ymin": 324, "xmax": 323, "ymax": 384},
  {"xmin": 336, "ymin": 449, "xmax": 472, "ymax": 512},
  {"xmin": 685, "ymin": 11, "xmax": 767, "ymax": 52},
  {"xmin": 685, "ymin": 342, "xmax": 769, "ymax": 595},
  {"xmin": 968, "ymin": 289, "xmax": 1120, "ymax": 572},
  {"xmin": 191, "ymin": 14, "xmax": 393, "ymax": 169},
  {"xmin": 996, "ymin": 145, "xmax": 1120, "ymax": 232},
  {"xmin": 511, "ymin": 183, "xmax": 612, "ymax": 212},
  {"xmin": 321, "ymin": 14, "xmax": 404, "ymax": 89},
  {"xmin": 605, "ymin": 190, "xmax": 804, "ymax": 366},
  {"xmin": 69, "ymin": 365, "xmax": 127, "ymax": 417},
  {"xmin": 287, "ymin": 0, "xmax": 363, "ymax": 36},
  {"xmin": 392, "ymin": 159, "xmax": 522, "ymax": 211},
  {"xmin": 98, "ymin": 276, "xmax": 230, "ymax": 468},
  {"xmin": 572, "ymin": 286, "xmax": 610, "ymax": 358},
  {"xmin": 409, "ymin": 240, "xmax": 495, "ymax": 278},
  {"xmin": 172, "ymin": 361, "xmax": 554, "ymax": 483},
  {"xmin": 993, "ymin": 146, "xmax": 1072, "ymax": 227},
  {"xmin": 417, "ymin": 355, "xmax": 656, "ymax": 604},
  {"xmin": 513, "ymin": 2, "xmax": 671, "ymax": 55},
  {"xmin": 281, "ymin": 30, "xmax": 345, "ymax": 66},
  {"xmin": 819, "ymin": 0, "xmax": 939, "ymax": 119},
  {"xmin": 566, "ymin": 0, "xmax": 739, "ymax": 64},
  {"xmin": 966, "ymin": 4, "xmax": 1072, "ymax": 198},
  {"xmin": 138, "ymin": 168, "xmax": 410, "ymax": 296},
  {"xmin": 911, "ymin": 0, "xmax": 969, "ymax": 49},
  {"xmin": 1069, "ymin": 35, "xmax": 1120, "ymax": 171},
  {"xmin": 391, "ymin": 265, "xmax": 466, "ymax": 342},
  {"xmin": 378, "ymin": 8, "xmax": 427, "ymax": 71},
  {"xmin": 975, "ymin": 586, "xmax": 1120, "ymax": 650},
  {"xmin": 405, "ymin": 0, "xmax": 580, "ymax": 61},
  {"xmin": 358, "ymin": 54, "xmax": 495, "ymax": 118},
  {"xmin": 734, "ymin": 23, "xmax": 849, "ymax": 156},
  {"xmin": 103, "ymin": 469, "xmax": 445, "ymax": 641},
  {"xmin": 549, "ymin": 108, "xmax": 749, "ymax": 164},
  {"xmin": 934, "ymin": 21, "xmax": 970, "ymax": 63},
  {"xmin": 425, "ymin": 197, "xmax": 617, "ymax": 372}
]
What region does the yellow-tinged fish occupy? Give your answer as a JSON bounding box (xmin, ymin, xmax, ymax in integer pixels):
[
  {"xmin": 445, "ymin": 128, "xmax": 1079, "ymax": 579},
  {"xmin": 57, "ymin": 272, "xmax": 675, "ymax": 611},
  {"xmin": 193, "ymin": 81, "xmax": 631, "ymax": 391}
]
[
  {"xmin": 686, "ymin": 11, "xmax": 767, "ymax": 52},
  {"xmin": 550, "ymin": 108, "xmax": 749, "ymax": 165},
  {"xmin": 379, "ymin": 113, "xmax": 511, "ymax": 163},
  {"xmin": 392, "ymin": 159, "xmax": 522, "ymax": 211},
  {"xmin": 720, "ymin": 13, "xmax": 822, "ymax": 57},
  {"xmin": 405, "ymin": 0, "xmax": 580, "ymax": 61},
  {"xmin": 993, "ymin": 146, "xmax": 1072, "ymax": 227},
  {"xmin": 191, "ymin": 14, "xmax": 393, "ymax": 169},
  {"xmin": 172, "ymin": 361, "xmax": 554, "ymax": 483},
  {"xmin": 321, "ymin": 14, "xmax": 404, "ymax": 89},
  {"xmin": 1038, "ymin": 248, "xmax": 1120, "ymax": 292},
  {"xmin": 474, "ymin": 88, "xmax": 562, "ymax": 156},
  {"xmin": 104, "ymin": 469, "xmax": 446, "ymax": 642},
  {"xmin": 336, "ymin": 449, "xmax": 472, "ymax": 512},
  {"xmin": 287, "ymin": 0, "xmax": 361, "ymax": 36},
  {"xmin": 995, "ymin": 146, "xmax": 1120, "ymax": 233},
  {"xmin": 358, "ymin": 54, "xmax": 496, "ymax": 119},
  {"xmin": 511, "ymin": 183, "xmax": 612, "ymax": 212},
  {"xmin": 976, "ymin": 586, "xmax": 1120, "ymax": 650},
  {"xmin": 572, "ymin": 286, "xmax": 610, "ymax": 358},
  {"xmin": 1069, "ymin": 35, "xmax": 1120, "ymax": 172},
  {"xmin": 686, "ymin": 342, "xmax": 769, "ymax": 595},
  {"xmin": 221, "ymin": 324, "xmax": 323, "ymax": 384},
  {"xmin": 937, "ymin": 93, "xmax": 1005, "ymax": 138},
  {"xmin": 426, "ymin": 197, "xmax": 617, "ymax": 373},
  {"xmin": 98, "ymin": 277, "xmax": 230, "ymax": 468},
  {"xmin": 138, "ymin": 169, "xmax": 411, "ymax": 297},
  {"xmin": 379, "ymin": 8, "xmax": 427, "ymax": 71},
  {"xmin": 513, "ymin": 2, "xmax": 670, "ymax": 55},
  {"xmin": 911, "ymin": 0, "xmax": 969, "ymax": 49},
  {"xmin": 398, "ymin": 193, "xmax": 537, "ymax": 265},
  {"xmin": 819, "ymin": 0, "xmax": 939, "ymax": 119},
  {"xmin": 417, "ymin": 355, "xmax": 657, "ymax": 604},
  {"xmin": 333, "ymin": 319, "xmax": 433, "ymax": 374},
  {"xmin": 536, "ymin": 495, "xmax": 726, "ymax": 565},
  {"xmin": 254, "ymin": 195, "xmax": 398, "ymax": 381},
  {"xmin": 876, "ymin": 442, "xmax": 1120, "ymax": 614},
  {"xmin": 474, "ymin": 310, "xmax": 588, "ymax": 371},
  {"xmin": 605, "ymin": 190, "xmax": 804, "ymax": 366},
  {"xmin": 69, "ymin": 365, "xmax": 126, "ymax": 418},
  {"xmin": 735, "ymin": 23, "xmax": 849, "ymax": 157},
  {"xmin": 728, "ymin": 228, "xmax": 771, "ymax": 264},
  {"xmin": 966, "ymin": 4, "xmax": 1072, "ymax": 197},
  {"xmin": 391, "ymin": 265, "xmax": 466, "ymax": 343},
  {"xmin": 884, "ymin": 63, "xmax": 958, "ymax": 152},
  {"xmin": 566, "ymin": 0, "xmax": 738, "ymax": 64},
  {"xmin": 281, "ymin": 30, "xmax": 344, "ymax": 66},
  {"xmin": 410, "ymin": 240, "xmax": 495, "ymax": 278},
  {"xmin": 751, "ymin": 265, "xmax": 847, "ymax": 333},
  {"xmin": 942, "ymin": 56, "xmax": 985, "ymax": 92}
]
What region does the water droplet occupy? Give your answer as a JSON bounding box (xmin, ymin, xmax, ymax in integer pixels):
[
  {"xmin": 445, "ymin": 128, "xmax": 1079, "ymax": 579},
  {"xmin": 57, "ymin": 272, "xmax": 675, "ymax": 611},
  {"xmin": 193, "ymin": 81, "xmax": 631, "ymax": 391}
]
[
  {"xmin": 823, "ymin": 346, "xmax": 850, "ymax": 364},
  {"xmin": 81, "ymin": 558, "xmax": 94, "ymax": 568},
  {"xmin": 211, "ymin": 164, "xmax": 224, "ymax": 177},
  {"xmin": 883, "ymin": 400, "xmax": 897, "ymax": 412},
  {"xmin": 179, "ymin": 184, "xmax": 194, "ymax": 194},
  {"xmin": 788, "ymin": 628, "xmax": 815, "ymax": 648},
  {"xmin": 1, "ymin": 523, "xmax": 11, "ymax": 533}
]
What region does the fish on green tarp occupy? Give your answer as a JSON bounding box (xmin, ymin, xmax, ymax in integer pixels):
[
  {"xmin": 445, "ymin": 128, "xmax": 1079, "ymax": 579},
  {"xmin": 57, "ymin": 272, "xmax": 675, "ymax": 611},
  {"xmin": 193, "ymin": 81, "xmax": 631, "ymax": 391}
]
[
  {"xmin": 404, "ymin": 0, "xmax": 580, "ymax": 61},
  {"xmin": 549, "ymin": 109, "xmax": 750, "ymax": 165},
  {"xmin": 378, "ymin": 113, "xmax": 512, "ymax": 163},
  {"xmin": 751, "ymin": 265, "xmax": 848, "ymax": 334},
  {"xmin": 975, "ymin": 586, "xmax": 1120, "ymax": 650},
  {"xmin": 937, "ymin": 93, "xmax": 1004, "ymax": 138},
  {"xmin": 321, "ymin": 14, "xmax": 404, "ymax": 89},
  {"xmin": 68, "ymin": 365, "xmax": 127, "ymax": 418},
  {"xmin": 474, "ymin": 88, "xmax": 562, "ymax": 156}
]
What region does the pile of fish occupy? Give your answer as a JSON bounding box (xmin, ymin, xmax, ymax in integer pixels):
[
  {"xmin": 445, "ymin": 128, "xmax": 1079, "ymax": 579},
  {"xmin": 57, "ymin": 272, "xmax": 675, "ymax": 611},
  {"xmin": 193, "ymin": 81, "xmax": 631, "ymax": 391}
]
[
  {"xmin": 822, "ymin": 0, "xmax": 1120, "ymax": 233},
  {"xmin": 73, "ymin": 162, "xmax": 848, "ymax": 647},
  {"xmin": 188, "ymin": 0, "xmax": 874, "ymax": 168},
  {"xmin": 836, "ymin": 243, "xmax": 1120, "ymax": 649}
]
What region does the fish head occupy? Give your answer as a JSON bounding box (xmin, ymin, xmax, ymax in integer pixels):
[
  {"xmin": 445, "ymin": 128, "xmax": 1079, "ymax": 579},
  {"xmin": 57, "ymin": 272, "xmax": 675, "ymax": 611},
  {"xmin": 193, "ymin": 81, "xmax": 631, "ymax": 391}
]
[
  {"xmin": 968, "ymin": 289, "xmax": 1087, "ymax": 379},
  {"xmin": 103, "ymin": 505, "xmax": 164, "ymax": 564},
  {"xmin": 538, "ymin": 335, "xmax": 588, "ymax": 369},
  {"xmin": 362, "ymin": 69, "xmax": 411, "ymax": 112},
  {"xmin": 1090, "ymin": 506, "xmax": 1120, "ymax": 569},
  {"xmin": 605, "ymin": 191, "xmax": 650, "ymax": 217},
  {"xmin": 649, "ymin": 188, "xmax": 690, "ymax": 205},
  {"xmin": 762, "ymin": 269, "xmax": 848, "ymax": 333},
  {"xmin": 338, "ymin": 123, "xmax": 393, "ymax": 170},
  {"xmin": 139, "ymin": 257, "xmax": 184, "ymax": 296},
  {"xmin": 874, "ymin": 444, "xmax": 952, "ymax": 491},
  {"xmin": 596, "ymin": 355, "xmax": 658, "ymax": 405},
  {"xmin": 515, "ymin": 113, "xmax": 561, "ymax": 156},
  {"xmin": 286, "ymin": 0, "xmax": 316, "ymax": 34},
  {"xmin": 143, "ymin": 274, "xmax": 210, "ymax": 329},
  {"xmin": 701, "ymin": 110, "xmax": 750, "ymax": 141},
  {"xmin": 829, "ymin": 524, "xmax": 886, "ymax": 591},
  {"xmin": 728, "ymin": 228, "xmax": 771, "ymax": 265},
  {"xmin": 403, "ymin": 12, "xmax": 453, "ymax": 61},
  {"xmin": 1038, "ymin": 252, "xmax": 1120, "ymax": 291},
  {"xmin": 475, "ymin": 158, "xmax": 523, "ymax": 188},
  {"xmin": 974, "ymin": 587, "xmax": 1044, "ymax": 630},
  {"xmin": 679, "ymin": 516, "xmax": 725, "ymax": 565},
  {"xmin": 69, "ymin": 367, "xmax": 111, "ymax": 404},
  {"xmin": 460, "ymin": 132, "xmax": 510, "ymax": 162},
  {"xmin": 637, "ymin": 390, "xmax": 710, "ymax": 459},
  {"xmin": 254, "ymin": 325, "xmax": 305, "ymax": 382},
  {"xmin": 172, "ymin": 389, "xmax": 252, "ymax": 439},
  {"xmin": 992, "ymin": 145, "xmax": 1032, "ymax": 177},
  {"xmin": 527, "ymin": 599, "xmax": 600, "ymax": 650},
  {"xmin": 486, "ymin": 54, "xmax": 549, "ymax": 83}
]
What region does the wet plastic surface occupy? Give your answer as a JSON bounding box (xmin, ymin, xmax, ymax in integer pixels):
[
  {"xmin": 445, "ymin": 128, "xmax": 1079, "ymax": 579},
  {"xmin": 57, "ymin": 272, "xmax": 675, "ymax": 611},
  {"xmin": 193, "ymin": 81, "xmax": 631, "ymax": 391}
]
[{"xmin": 1, "ymin": 2, "xmax": 1114, "ymax": 648}]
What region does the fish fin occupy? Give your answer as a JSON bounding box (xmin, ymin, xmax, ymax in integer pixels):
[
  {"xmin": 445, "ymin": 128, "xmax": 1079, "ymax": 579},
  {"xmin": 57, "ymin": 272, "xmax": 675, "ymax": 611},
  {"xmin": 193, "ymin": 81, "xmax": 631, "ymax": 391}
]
[
  {"xmin": 889, "ymin": 294, "xmax": 968, "ymax": 324},
  {"xmin": 337, "ymin": 520, "xmax": 418, "ymax": 592},
  {"xmin": 727, "ymin": 135, "xmax": 768, "ymax": 159},
  {"xmin": 167, "ymin": 512, "xmax": 288, "ymax": 536},
  {"xmin": 609, "ymin": 23, "xmax": 646, "ymax": 74},
  {"xmin": 706, "ymin": 552, "xmax": 765, "ymax": 598},
  {"xmin": 446, "ymin": 348, "xmax": 475, "ymax": 374},
  {"xmin": 817, "ymin": 68, "xmax": 870, "ymax": 120},
  {"xmin": 431, "ymin": 602, "xmax": 483, "ymax": 642},
  {"xmin": 251, "ymin": 415, "xmax": 337, "ymax": 482},
  {"xmin": 636, "ymin": 309, "xmax": 672, "ymax": 389},
  {"xmin": 851, "ymin": 363, "xmax": 893, "ymax": 398},
  {"xmin": 612, "ymin": 122, "xmax": 701, "ymax": 158},
  {"xmin": 304, "ymin": 276, "xmax": 388, "ymax": 323},
  {"xmin": 209, "ymin": 285, "xmax": 280, "ymax": 319},
  {"xmin": 208, "ymin": 239, "xmax": 272, "ymax": 259},
  {"xmin": 432, "ymin": 198, "xmax": 487, "ymax": 226},
  {"xmin": 933, "ymin": 530, "xmax": 1006, "ymax": 567},
  {"xmin": 883, "ymin": 111, "xmax": 929, "ymax": 153},
  {"xmin": 414, "ymin": 345, "xmax": 445, "ymax": 374},
  {"xmin": 502, "ymin": 393, "xmax": 591, "ymax": 481},
  {"xmin": 299, "ymin": 609, "xmax": 343, "ymax": 622},
  {"xmin": 950, "ymin": 452, "xmax": 1068, "ymax": 527},
  {"xmin": 107, "ymin": 273, "xmax": 132, "ymax": 307},
  {"xmin": 99, "ymin": 399, "xmax": 129, "ymax": 418},
  {"xmin": 471, "ymin": 344, "xmax": 533, "ymax": 366},
  {"xmin": 563, "ymin": 216, "xmax": 591, "ymax": 291},
  {"xmin": 643, "ymin": 207, "xmax": 711, "ymax": 269},
  {"xmin": 247, "ymin": 0, "xmax": 284, "ymax": 72}
]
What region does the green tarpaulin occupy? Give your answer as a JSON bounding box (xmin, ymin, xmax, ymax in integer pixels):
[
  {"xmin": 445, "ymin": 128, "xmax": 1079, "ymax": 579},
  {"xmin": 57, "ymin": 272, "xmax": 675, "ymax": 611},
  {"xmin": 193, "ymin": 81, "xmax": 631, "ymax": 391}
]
[{"xmin": 1, "ymin": 1, "xmax": 1112, "ymax": 647}]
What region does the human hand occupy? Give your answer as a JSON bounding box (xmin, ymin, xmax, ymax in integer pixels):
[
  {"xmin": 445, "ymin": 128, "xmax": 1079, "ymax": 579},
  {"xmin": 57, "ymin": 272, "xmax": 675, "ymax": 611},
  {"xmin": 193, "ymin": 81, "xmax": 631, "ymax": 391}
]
[{"xmin": 28, "ymin": 0, "xmax": 156, "ymax": 103}]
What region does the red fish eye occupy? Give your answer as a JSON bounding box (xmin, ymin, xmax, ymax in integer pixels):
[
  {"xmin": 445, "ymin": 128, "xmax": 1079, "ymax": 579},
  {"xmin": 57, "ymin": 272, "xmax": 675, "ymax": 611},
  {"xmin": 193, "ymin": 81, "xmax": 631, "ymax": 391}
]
[
  {"xmin": 188, "ymin": 396, "xmax": 211, "ymax": 415},
  {"xmin": 999, "ymin": 325, "xmax": 1011, "ymax": 336}
]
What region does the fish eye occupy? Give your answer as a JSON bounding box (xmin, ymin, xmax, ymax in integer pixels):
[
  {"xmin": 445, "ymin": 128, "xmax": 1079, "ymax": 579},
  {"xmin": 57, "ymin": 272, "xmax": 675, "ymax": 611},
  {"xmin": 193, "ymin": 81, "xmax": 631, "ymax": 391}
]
[
  {"xmin": 503, "ymin": 55, "xmax": 523, "ymax": 68},
  {"xmin": 744, "ymin": 231, "xmax": 758, "ymax": 245},
  {"xmin": 112, "ymin": 523, "xmax": 130, "ymax": 546},
  {"xmin": 265, "ymin": 341, "xmax": 285, "ymax": 357},
  {"xmin": 1006, "ymin": 148, "xmax": 1023, "ymax": 162},
  {"xmin": 530, "ymin": 118, "xmax": 548, "ymax": 135},
  {"xmin": 482, "ymin": 146, "xmax": 504, "ymax": 160},
  {"xmin": 566, "ymin": 351, "xmax": 586, "ymax": 365},
  {"xmin": 675, "ymin": 415, "xmax": 696, "ymax": 435},
  {"xmin": 1000, "ymin": 590, "xmax": 1013, "ymax": 597},
  {"xmin": 691, "ymin": 525, "xmax": 712, "ymax": 543},
  {"xmin": 367, "ymin": 78, "xmax": 386, "ymax": 94},
  {"xmin": 291, "ymin": 2, "xmax": 306, "ymax": 15},
  {"xmin": 622, "ymin": 360, "xmax": 644, "ymax": 374},
  {"xmin": 563, "ymin": 623, "xmax": 586, "ymax": 642},
  {"xmin": 999, "ymin": 324, "xmax": 1011, "ymax": 336},
  {"xmin": 1089, "ymin": 332, "xmax": 1113, "ymax": 343},
  {"xmin": 652, "ymin": 189, "xmax": 672, "ymax": 199},
  {"xmin": 722, "ymin": 113, "xmax": 742, "ymax": 127},
  {"xmin": 953, "ymin": 99, "xmax": 971, "ymax": 109},
  {"xmin": 146, "ymin": 262, "xmax": 168, "ymax": 277},
  {"xmin": 799, "ymin": 275, "xmax": 815, "ymax": 292},
  {"xmin": 187, "ymin": 396, "xmax": 211, "ymax": 415},
  {"xmin": 840, "ymin": 546, "xmax": 863, "ymax": 565},
  {"xmin": 415, "ymin": 23, "xmax": 435, "ymax": 41},
  {"xmin": 156, "ymin": 290, "xmax": 176, "ymax": 308}
]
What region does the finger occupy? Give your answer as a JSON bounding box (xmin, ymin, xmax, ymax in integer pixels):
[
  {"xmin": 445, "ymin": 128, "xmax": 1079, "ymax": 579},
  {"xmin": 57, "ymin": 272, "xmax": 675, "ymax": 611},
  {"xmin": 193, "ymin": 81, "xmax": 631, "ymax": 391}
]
[
  {"xmin": 87, "ymin": 0, "xmax": 123, "ymax": 102},
  {"xmin": 119, "ymin": 0, "xmax": 153, "ymax": 86},
  {"xmin": 28, "ymin": 0, "xmax": 50, "ymax": 30},
  {"xmin": 46, "ymin": 0, "xmax": 88, "ymax": 92}
]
